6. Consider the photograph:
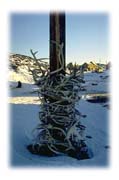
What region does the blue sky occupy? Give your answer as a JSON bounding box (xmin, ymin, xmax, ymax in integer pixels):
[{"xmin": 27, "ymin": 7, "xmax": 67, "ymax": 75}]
[{"xmin": 10, "ymin": 13, "xmax": 109, "ymax": 64}]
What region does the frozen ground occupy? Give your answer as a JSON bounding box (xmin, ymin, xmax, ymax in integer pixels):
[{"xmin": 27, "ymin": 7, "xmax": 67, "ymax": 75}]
[{"xmin": 9, "ymin": 70, "xmax": 110, "ymax": 168}]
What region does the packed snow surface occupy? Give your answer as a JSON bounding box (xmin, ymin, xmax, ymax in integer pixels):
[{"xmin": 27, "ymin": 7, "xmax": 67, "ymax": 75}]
[{"xmin": 9, "ymin": 70, "xmax": 110, "ymax": 167}]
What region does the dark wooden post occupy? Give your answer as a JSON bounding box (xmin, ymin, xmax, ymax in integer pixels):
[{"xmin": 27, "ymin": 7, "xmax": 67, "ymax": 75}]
[{"xmin": 50, "ymin": 12, "xmax": 65, "ymax": 75}]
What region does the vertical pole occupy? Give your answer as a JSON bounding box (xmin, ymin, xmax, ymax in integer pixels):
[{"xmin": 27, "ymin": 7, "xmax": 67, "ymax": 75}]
[{"xmin": 50, "ymin": 12, "xmax": 65, "ymax": 75}]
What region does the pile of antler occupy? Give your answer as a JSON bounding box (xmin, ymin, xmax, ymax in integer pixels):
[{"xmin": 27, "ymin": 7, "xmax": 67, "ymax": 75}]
[{"xmin": 28, "ymin": 42, "xmax": 88, "ymax": 158}]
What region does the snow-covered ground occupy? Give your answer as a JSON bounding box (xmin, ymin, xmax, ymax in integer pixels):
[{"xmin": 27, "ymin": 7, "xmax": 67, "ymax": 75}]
[
  {"xmin": 81, "ymin": 70, "xmax": 109, "ymax": 94},
  {"xmin": 9, "ymin": 70, "xmax": 110, "ymax": 167}
]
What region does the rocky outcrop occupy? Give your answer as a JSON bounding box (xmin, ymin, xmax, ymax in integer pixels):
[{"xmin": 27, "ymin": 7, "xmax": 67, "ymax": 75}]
[{"xmin": 81, "ymin": 61, "xmax": 105, "ymax": 72}]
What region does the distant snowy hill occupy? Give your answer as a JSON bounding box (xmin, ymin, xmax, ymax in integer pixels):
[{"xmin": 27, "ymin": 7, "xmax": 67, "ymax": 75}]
[
  {"xmin": 9, "ymin": 54, "xmax": 34, "ymax": 83},
  {"xmin": 9, "ymin": 53, "xmax": 48, "ymax": 83}
]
